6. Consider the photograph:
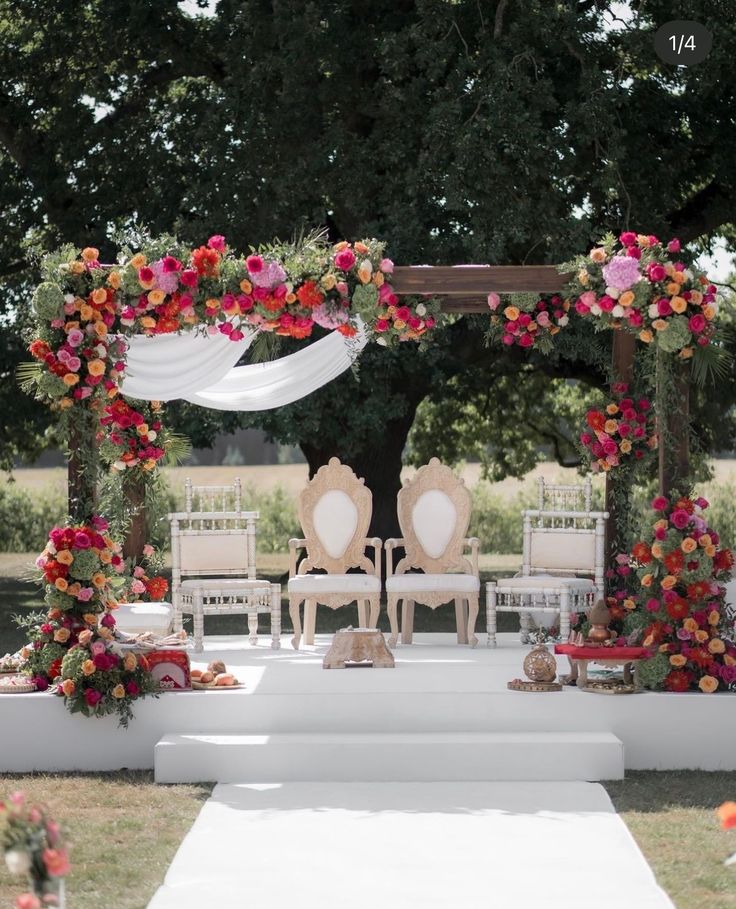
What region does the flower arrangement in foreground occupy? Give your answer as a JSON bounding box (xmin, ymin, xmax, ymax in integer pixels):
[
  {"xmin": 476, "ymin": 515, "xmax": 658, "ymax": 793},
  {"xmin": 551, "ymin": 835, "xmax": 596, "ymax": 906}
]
[
  {"xmin": 564, "ymin": 232, "xmax": 718, "ymax": 355},
  {"xmin": 579, "ymin": 382, "xmax": 657, "ymax": 473},
  {"xmin": 22, "ymin": 519, "xmax": 157, "ymax": 726},
  {"xmin": 1, "ymin": 790, "xmax": 69, "ymax": 908},
  {"xmin": 717, "ymin": 801, "xmax": 736, "ymax": 866},
  {"xmin": 487, "ymin": 292, "xmax": 570, "ymax": 352},
  {"xmin": 621, "ymin": 494, "xmax": 736, "ymax": 691},
  {"xmin": 98, "ymin": 398, "xmax": 167, "ymax": 473}
]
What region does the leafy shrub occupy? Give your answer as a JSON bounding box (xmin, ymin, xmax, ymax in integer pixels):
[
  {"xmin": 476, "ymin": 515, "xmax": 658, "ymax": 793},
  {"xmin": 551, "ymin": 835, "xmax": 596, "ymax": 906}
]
[{"xmin": 0, "ymin": 482, "xmax": 67, "ymax": 552}]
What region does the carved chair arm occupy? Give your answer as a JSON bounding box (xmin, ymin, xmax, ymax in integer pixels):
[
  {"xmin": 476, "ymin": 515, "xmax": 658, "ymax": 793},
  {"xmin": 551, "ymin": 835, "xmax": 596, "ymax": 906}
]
[
  {"xmin": 288, "ymin": 538, "xmax": 308, "ymax": 578},
  {"xmin": 365, "ymin": 537, "xmax": 383, "ymax": 576},
  {"xmin": 384, "ymin": 538, "xmax": 406, "ymax": 577},
  {"xmin": 464, "ymin": 537, "xmax": 480, "ymax": 577}
]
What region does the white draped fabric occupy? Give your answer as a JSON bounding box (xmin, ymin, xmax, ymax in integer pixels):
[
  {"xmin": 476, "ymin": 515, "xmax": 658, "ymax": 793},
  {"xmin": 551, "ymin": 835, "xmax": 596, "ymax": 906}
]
[{"xmin": 119, "ymin": 319, "xmax": 367, "ymax": 411}]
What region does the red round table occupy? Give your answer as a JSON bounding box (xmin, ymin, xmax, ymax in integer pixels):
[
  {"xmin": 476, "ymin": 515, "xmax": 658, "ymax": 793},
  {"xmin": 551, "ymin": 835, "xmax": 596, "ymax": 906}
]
[{"xmin": 554, "ymin": 643, "xmax": 650, "ymax": 688}]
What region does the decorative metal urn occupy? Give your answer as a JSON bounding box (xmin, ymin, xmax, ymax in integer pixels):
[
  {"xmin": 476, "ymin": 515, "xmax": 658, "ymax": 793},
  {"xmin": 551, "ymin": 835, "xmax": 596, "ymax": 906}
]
[
  {"xmin": 523, "ymin": 644, "xmax": 557, "ymax": 682},
  {"xmin": 586, "ymin": 599, "xmax": 613, "ymax": 644}
]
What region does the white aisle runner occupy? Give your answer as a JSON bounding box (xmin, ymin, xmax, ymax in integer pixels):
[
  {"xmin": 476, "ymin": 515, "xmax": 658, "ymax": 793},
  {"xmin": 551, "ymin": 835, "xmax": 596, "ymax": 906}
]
[{"xmin": 147, "ymin": 781, "xmax": 673, "ymax": 909}]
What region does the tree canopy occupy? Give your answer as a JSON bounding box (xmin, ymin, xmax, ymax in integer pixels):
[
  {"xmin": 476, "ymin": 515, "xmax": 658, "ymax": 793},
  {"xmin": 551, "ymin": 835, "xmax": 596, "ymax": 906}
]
[{"xmin": 1, "ymin": 0, "xmax": 735, "ymax": 532}]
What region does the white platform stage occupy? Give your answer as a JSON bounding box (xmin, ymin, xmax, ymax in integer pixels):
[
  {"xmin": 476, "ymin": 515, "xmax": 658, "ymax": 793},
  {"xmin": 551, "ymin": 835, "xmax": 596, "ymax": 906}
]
[{"xmin": 1, "ymin": 633, "xmax": 734, "ymax": 774}]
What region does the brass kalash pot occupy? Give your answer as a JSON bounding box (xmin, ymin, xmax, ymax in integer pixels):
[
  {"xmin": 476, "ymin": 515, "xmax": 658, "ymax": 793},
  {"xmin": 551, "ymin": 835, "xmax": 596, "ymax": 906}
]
[{"xmin": 586, "ymin": 599, "xmax": 613, "ymax": 644}]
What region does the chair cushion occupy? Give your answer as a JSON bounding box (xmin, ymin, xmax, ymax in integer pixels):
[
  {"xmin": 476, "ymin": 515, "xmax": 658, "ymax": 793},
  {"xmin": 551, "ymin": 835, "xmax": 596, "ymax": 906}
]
[
  {"xmin": 115, "ymin": 602, "xmax": 173, "ymax": 634},
  {"xmin": 386, "ymin": 573, "xmax": 479, "ymax": 593},
  {"xmin": 492, "ymin": 576, "xmax": 596, "ymax": 591},
  {"xmin": 288, "ymin": 573, "xmax": 380, "ymax": 594},
  {"xmin": 180, "ymin": 578, "xmax": 266, "ymax": 590}
]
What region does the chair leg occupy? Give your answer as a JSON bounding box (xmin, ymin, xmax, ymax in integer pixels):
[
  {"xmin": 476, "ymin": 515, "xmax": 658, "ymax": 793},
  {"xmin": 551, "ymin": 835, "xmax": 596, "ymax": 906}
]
[
  {"xmin": 455, "ymin": 597, "xmax": 469, "ymax": 644},
  {"xmin": 467, "ymin": 594, "xmax": 479, "ymax": 648},
  {"xmin": 270, "ymin": 583, "xmax": 281, "ymax": 650},
  {"xmin": 387, "ymin": 595, "xmax": 399, "ymax": 648},
  {"xmin": 486, "ymin": 584, "xmax": 498, "ymax": 647},
  {"xmin": 290, "ymin": 597, "xmax": 302, "ymax": 650},
  {"xmin": 368, "ymin": 596, "xmax": 380, "ymax": 629},
  {"xmin": 193, "ymin": 593, "xmax": 204, "ymax": 654},
  {"xmin": 304, "ymin": 599, "xmax": 317, "ymax": 645},
  {"xmin": 559, "ymin": 587, "xmax": 571, "ymax": 642},
  {"xmin": 357, "ymin": 600, "xmax": 368, "ymax": 628},
  {"xmin": 401, "ymin": 599, "xmax": 414, "ymax": 645}
]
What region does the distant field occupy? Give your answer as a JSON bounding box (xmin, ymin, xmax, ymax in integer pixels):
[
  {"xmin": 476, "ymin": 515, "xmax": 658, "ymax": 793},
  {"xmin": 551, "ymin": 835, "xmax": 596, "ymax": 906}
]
[{"xmin": 7, "ymin": 459, "xmax": 736, "ymax": 500}]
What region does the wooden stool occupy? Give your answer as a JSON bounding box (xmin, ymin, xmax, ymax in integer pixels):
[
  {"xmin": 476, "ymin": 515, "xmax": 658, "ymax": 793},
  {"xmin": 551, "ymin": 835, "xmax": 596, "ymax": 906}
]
[{"xmin": 323, "ymin": 628, "xmax": 395, "ymax": 669}]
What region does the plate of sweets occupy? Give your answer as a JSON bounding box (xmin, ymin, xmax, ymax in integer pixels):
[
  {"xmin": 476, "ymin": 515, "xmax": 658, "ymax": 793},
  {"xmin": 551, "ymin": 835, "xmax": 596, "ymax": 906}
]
[
  {"xmin": 0, "ymin": 674, "xmax": 35, "ymax": 694},
  {"xmin": 0, "ymin": 652, "xmax": 25, "ymax": 675},
  {"xmin": 191, "ymin": 660, "xmax": 243, "ymax": 690}
]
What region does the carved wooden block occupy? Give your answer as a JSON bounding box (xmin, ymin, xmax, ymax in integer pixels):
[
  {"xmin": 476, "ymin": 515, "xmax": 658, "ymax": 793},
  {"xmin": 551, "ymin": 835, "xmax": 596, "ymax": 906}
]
[{"xmin": 323, "ymin": 628, "xmax": 395, "ymax": 669}]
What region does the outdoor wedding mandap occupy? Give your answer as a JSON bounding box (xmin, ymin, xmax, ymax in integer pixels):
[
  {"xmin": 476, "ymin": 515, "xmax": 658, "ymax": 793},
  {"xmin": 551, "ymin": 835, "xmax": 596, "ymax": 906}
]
[{"xmin": 2, "ymin": 231, "xmax": 735, "ymax": 780}]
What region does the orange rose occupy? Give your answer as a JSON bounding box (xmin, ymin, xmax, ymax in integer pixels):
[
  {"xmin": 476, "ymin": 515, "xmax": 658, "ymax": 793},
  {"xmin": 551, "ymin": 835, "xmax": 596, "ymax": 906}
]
[
  {"xmin": 698, "ymin": 675, "xmax": 718, "ymax": 693},
  {"xmin": 78, "ymin": 629, "xmax": 93, "ymax": 646},
  {"xmin": 709, "ymin": 610, "xmax": 721, "ymax": 626},
  {"xmin": 661, "ymin": 575, "xmax": 677, "ymax": 590},
  {"xmin": 61, "ymin": 679, "xmax": 76, "ymax": 697},
  {"xmin": 333, "ymin": 240, "xmax": 349, "ymax": 252},
  {"xmin": 56, "ymin": 550, "xmax": 73, "ymax": 565},
  {"xmin": 123, "ymin": 653, "xmax": 137, "ymax": 671},
  {"xmin": 81, "ymin": 247, "xmax": 99, "ymax": 262},
  {"xmin": 93, "ymin": 321, "xmax": 108, "ymax": 337},
  {"xmin": 639, "ymin": 330, "xmax": 653, "ymax": 344},
  {"xmin": 373, "ymin": 271, "xmax": 385, "ymax": 287},
  {"xmin": 112, "ymin": 684, "xmax": 126, "ymax": 699},
  {"xmin": 651, "ymin": 542, "xmax": 664, "ymax": 560},
  {"xmin": 683, "ymin": 618, "xmax": 698, "ymax": 633},
  {"xmin": 69, "ymin": 261, "xmax": 86, "ymax": 275},
  {"xmin": 618, "ymin": 291, "xmax": 635, "ymax": 307},
  {"xmin": 641, "ymin": 574, "xmax": 653, "ymax": 588},
  {"xmin": 503, "ymin": 306, "xmax": 520, "ymax": 321},
  {"xmin": 79, "ymin": 303, "xmax": 94, "ymax": 321},
  {"xmin": 604, "ymin": 419, "xmax": 618, "ymax": 434},
  {"xmin": 704, "ymin": 304, "xmax": 717, "ymax": 320},
  {"xmin": 708, "ymin": 638, "xmax": 726, "ymax": 654},
  {"xmin": 54, "ymin": 578, "xmax": 68, "ymax": 592},
  {"xmin": 606, "ymin": 403, "xmax": 619, "ymax": 415},
  {"xmin": 87, "ymin": 359, "xmax": 106, "ymax": 377},
  {"xmin": 320, "ymin": 274, "xmax": 336, "ymax": 291},
  {"xmin": 91, "ymin": 572, "xmax": 107, "ymax": 589},
  {"xmin": 82, "ymin": 659, "xmax": 96, "ymax": 676},
  {"xmin": 652, "ymin": 319, "xmax": 668, "ymax": 332},
  {"xmin": 91, "ymin": 288, "xmax": 107, "ymax": 305},
  {"xmin": 620, "ymin": 440, "xmax": 632, "ymax": 454},
  {"xmin": 54, "ymin": 628, "xmax": 70, "ymax": 643},
  {"xmin": 669, "ymin": 654, "xmax": 687, "ymax": 668},
  {"xmin": 62, "ymin": 374, "xmax": 80, "ymax": 387},
  {"xmin": 695, "ymin": 630, "xmax": 709, "ymax": 643},
  {"xmin": 670, "ymin": 296, "xmax": 687, "ymax": 314},
  {"xmin": 354, "ymin": 241, "xmax": 370, "ymax": 255},
  {"xmin": 589, "ymin": 247, "xmax": 607, "ymax": 263},
  {"xmin": 107, "ymin": 271, "xmax": 121, "ymax": 290},
  {"xmin": 681, "ymin": 538, "xmax": 697, "ymax": 554},
  {"xmin": 47, "ymin": 608, "xmax": 62, "ymax": 620},
  {"xmin": 129, "ymin": 253, "xmax": 147, "ymax": 269}
]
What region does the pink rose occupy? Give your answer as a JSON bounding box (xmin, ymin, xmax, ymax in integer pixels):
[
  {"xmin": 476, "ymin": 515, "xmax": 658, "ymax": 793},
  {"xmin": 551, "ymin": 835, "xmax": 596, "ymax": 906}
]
[
  {"xmin": 67, "ymin": 328, "xmax": 84, "ymax": 347},
  {"xmin": 536, "ymin": 310, "xmax": 551, "ymax": 327},
  {"xmin": 74, "ymin": 532, "xmax": 91, "ymax": 549},
  {"xmin": 647, "ymin": 263, "xmax": 666, "ymax": 282},
  {"xmin": 670, "ymin": 508, "xmax": 690, "ymax": 530},
  {"xmin": 179, "ymin": 268, "xmax": 198, "ymax": 287},
  {"xmin": 694, "ymin": 497, "xmax": 709, "ymax": 510},
  {"xmin": 208, "ymin": 235, "xmax": 226, "ymax": 252},
  {"xmin": 502, "ymin": 334, "xmax": 514, "ymax": 346},
  {"xmin": 380, "ymin": 258, "xmax": 394, "ymax": 274},
  {"xmin": 138, "ymin": 266, "xmax": 154, "ymax": 284},
  {"xmin": 126, "ymin": 681, "xmax": 140, "ymax": 697},
  {"xmin": 626, "ymin": 245, "xmax": 641, "ymax": 260},
  {"xmin": 246, "ymin": 255, "xmax": 264, "ymax": 274},
  {"xmin": 688, "ymin": 314, "xmax": 706, "ymax": 333},
  {"xmin": 374, "ymin": 319, "xmax": 390, "ymax": 332},
  {"xmin": 487, "ymin": 292, "xmax": 501, "ymax": 311},
  {"xmin": 84, "ymin": 689, "xmax": 103, "ymax": 707},
  {"xmin": 667, "ymin": 239, "xmax": 681, "ymax": 253},
  {"xmin": 518, "ymin": 333, "xmax": 534, "ymax": 348},
  {"xmin": 657, "ymin": 298, "xmax": 672, "ymax": 316},
  {"xmin": 394, "ymin": 306, "xmax": 411, "ymax": 322},
  {"xmin": 334, "ymin": 249, "xmax": 356, "ymax": 271},
  {"xmin": 651, "ymin": 496, "xmax": 668, "ymax": 512},
  {"xmin": 646, "ymin": 598, "xmax": 661, "ymax": 612},
  {"xmin": 90, "ymin": 640, "xmax": 106, "ymax": 657},
  {"xmin": 619, "ymin": 231, "xmax": 637, "ymax": 246},
  {"xmin": 131, "ymin": 579, "xmax": 146, "ymax": 594},
  {"xmin": 598, "ymin": 295, "xmax": 615, "ymax": 312},
  {"xmin": 162, "ymin": 255, "xmax": 181, "ymax": 273}
]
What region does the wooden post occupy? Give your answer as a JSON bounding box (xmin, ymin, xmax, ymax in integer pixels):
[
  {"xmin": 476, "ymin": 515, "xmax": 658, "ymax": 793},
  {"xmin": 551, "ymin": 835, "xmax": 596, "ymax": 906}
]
[
  {"xmin": 122, "ymin": 474, "xmax": 148, "ymax": 561},
  {"xmin": 604, "ymin": 332, "xmax": 636, "ymax": 576},
  {"xmin": 658, "ymin": 355, "xmax": 690, "ymax": 497}
]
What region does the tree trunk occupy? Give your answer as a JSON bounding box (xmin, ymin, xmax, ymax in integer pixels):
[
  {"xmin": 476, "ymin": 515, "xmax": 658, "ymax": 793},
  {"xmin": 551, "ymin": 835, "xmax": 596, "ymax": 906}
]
[
  {"xmin": 67, "ymin": 412, "xmax": 99, "ymax": 524},
  {"xmin": 122, "ymin": 474, "xmax": 148, "ymax": 561},
  {"xmin": 658, "ymin": 353, "xmax": 690, "ymax": 497},
  {"xmin": 604, "ymin": 332, "xmax": 636, "ymax": 572}
]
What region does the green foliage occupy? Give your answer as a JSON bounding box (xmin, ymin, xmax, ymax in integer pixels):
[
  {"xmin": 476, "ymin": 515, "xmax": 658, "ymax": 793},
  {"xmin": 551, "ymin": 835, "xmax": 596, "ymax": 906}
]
[{"xmin": 0, "ymin": 483, "xmax": 67, "ymax": 551}]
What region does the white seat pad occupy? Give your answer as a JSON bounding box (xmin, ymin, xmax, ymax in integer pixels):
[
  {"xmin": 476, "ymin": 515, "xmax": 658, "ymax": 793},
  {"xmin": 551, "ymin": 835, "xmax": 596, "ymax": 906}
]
[
  {"xmin": 180, "ymin": 578, "xmax": 267, "ymax": 590},
  {"xmin": 288, "ymin": 573, "xmax": 380, "ymax": 594},
  {"xmin": 115, "ymin": 602, "xmax": 173, "ymax": 633},
  {"xmin": 493, "ymin": 576, "xmax": 595, "ymax": 591},
  {"xmin": 386, "ymin": 573, "xmax": 479, "ymax": 593}
]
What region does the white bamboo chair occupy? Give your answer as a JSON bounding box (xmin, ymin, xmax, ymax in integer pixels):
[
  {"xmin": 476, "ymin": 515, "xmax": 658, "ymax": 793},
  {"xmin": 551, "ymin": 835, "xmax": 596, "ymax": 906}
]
[
  {"xmin": 170, "ymin": 491, "xmax": 281, "ymax": 651},
  {"xmin": 288, "ymin": 458, "xmax": 381, "ymax": 649},
  {"xmin": 184, "ymin": 476, "xmax": 242, "ymax": 513},
  {"xmin": 385, "ymin": 459, "xmax": 480, "ymax": 648},
  {"xmin": 486, "ymin": 477, "xmax": 606, "ymax": 646}
]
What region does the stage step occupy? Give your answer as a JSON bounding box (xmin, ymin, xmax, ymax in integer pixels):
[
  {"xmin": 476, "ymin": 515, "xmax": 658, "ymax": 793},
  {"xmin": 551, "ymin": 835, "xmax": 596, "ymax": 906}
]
[{"xmin": 154, "ymin": 731, "xmax": 624, "ymax": 783}]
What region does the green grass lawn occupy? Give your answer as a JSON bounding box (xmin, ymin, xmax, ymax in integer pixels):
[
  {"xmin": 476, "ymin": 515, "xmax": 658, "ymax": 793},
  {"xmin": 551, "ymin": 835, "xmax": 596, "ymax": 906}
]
[{"xmin": 0, "ymin": 772, "xmax": 734, "ymax": 908}]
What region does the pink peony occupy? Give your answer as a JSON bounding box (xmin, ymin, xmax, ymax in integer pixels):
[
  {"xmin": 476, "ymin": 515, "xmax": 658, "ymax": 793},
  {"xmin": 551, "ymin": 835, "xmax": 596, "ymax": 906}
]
[
  {"xmin": 334, "ymin": 249, "xmax": 356, "ymax": 271},
  {"xmin": 694, "ymin": 496, "xmax": 709, "ymax": 510},
  {"xmin": 208, "ymin": 235, "xmax": 226, "ymax": 252}
]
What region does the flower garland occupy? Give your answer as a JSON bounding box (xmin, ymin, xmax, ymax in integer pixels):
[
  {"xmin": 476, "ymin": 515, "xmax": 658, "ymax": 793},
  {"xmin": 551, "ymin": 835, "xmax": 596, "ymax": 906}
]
[
  {"xmin": 23, "ymin": 519, "xmax": 157, "ymax": 725},
  {"xmin": 486, "ymin": 292, "xmax": 570, "ymax": 352},
  {"xmin": 579, "ymin": 383, "xmax": 657, "ymax": 473},
  {"xmin": 621, "ymin": 494, "xmax": 736, "ymax": 692},
  {"xmin": 1, "ymin": 790, "xmax": 69, "ymax": 908},
  {"xmin": 564, "ymin": 232, "xmax": 718, "ymax": 356}
]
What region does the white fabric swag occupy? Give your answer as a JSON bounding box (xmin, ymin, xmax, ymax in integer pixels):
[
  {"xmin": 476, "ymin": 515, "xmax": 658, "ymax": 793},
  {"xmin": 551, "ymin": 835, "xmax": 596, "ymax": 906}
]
[{"xmin": 119, "ymin": 319, "xmax": 367, "ymax": 411}]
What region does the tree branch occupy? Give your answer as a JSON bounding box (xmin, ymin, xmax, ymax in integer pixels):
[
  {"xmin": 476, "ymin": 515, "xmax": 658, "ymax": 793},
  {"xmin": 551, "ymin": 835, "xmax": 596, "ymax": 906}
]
[{"xmin": 494, "ymin": 0, "xmax": 510, "ymax": 39}]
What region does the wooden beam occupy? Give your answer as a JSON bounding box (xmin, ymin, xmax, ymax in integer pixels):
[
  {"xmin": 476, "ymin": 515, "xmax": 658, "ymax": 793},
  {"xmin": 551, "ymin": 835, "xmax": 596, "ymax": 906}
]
[{"xmin": 392, "ymin": 265, "xmax": 570, "ymax": 296}]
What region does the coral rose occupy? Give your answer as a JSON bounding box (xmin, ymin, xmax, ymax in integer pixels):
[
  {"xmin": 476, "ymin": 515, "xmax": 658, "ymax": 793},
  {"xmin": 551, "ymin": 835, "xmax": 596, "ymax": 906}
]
[
  {"xmin": 61, "ymin": 679, "xmax": 76, "ymax": 697},
  {"xmin": 660, "ymin": 575, "xmax": 677, "ymax": 590},
  {"xmin": 708, "ymin": 638, "xmax": 726, "ymax": 654},
  {"xmin": 717, "ymin": 802, "xmax": 736, "ymax": 830},
  {"xmin": 43, "ymin": 847, "xmax": 70, "ymax": 877},
  {"xmin": 82, "ymin": 659, "xmax": 96, "ymax": 676},
  {"xmin": 669, "ymin": 654, "xmax": 687, "ymax": 668},
  {"xmin": 698, "ymin": 675, "xmax": 718, "ymax": 693},
  {"xmin": 681, "ymin": 538, "xmax": 697, "ymax": 554},
  {"xmin": 112, "ymin": 684, "xmax": 126, "ymax": 699}
]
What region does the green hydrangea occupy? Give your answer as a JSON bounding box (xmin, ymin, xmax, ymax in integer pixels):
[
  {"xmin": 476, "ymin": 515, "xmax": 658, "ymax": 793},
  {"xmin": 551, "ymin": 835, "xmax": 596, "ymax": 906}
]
[
  {"xmin": 37, "ymin": 372, "xmax": 68, "ymax": 399},
  {"xmin": 351, "ymin": 283, "xmax": 378, "ymax": 316},
  {"xmin": 637, "ymin": 652, "xmax": 671, "ymax": 690},
  {"xmin": 68, "ymin": 549, "xmax": 101, "ymax": 580},
  {"xmin": 44, "ymin": 587, "xmax": 74, "ymax": 611},
  {"xmin": 33, "ymin": 282, "xmax": 65, "ymax": 321},
  {"xmin": 656, "ymin": 315, "xmax": 692, "ymax": 353},
  {"xmin": 61, "ymin": 646, "xmax": 88, "ymax": 682}
]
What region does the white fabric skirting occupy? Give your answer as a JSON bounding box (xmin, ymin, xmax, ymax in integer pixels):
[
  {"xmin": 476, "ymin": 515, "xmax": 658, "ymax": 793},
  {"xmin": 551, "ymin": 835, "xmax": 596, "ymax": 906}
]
[{"xmin": 119, "ymin": 319, "xmax": 367, "ymax": 411}]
